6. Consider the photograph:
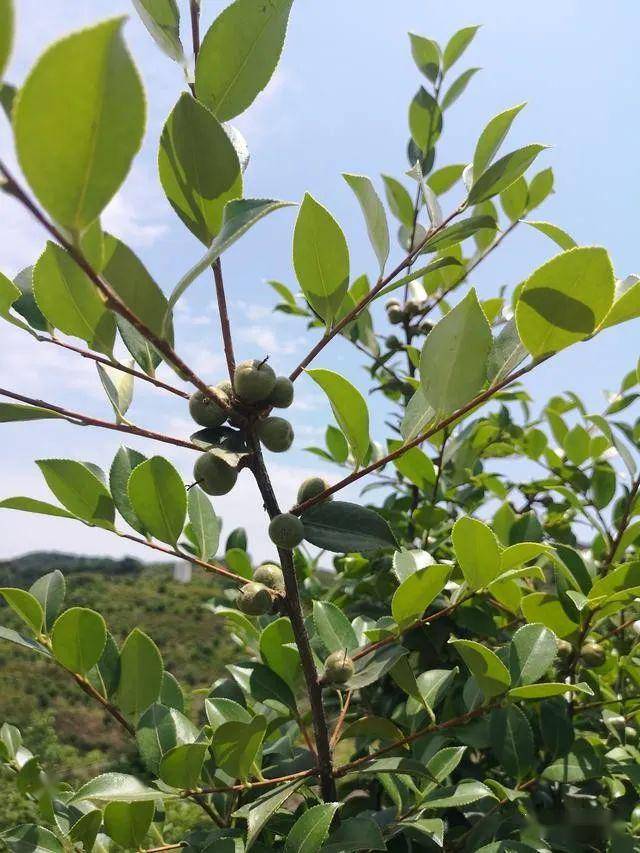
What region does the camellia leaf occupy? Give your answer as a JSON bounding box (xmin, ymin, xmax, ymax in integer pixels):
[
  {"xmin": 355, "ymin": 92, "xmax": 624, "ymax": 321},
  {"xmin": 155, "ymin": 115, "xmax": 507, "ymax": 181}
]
[
  {"xmin": 489, "ymin": 705, "xmax": 534, "ymax": 780},
  {"xmin": 452, "ymin": 516, "xmax": 501, "ymax": 589},
  {"xmin": 132, "ymin": 0, "xmax": 183, "ymax": 62},
  {"xmin": 468, "ymin": 144, "xmax": 546, "ymax": 205},
  {"xmin": 301, "ymin": 501, "xmax": 398, "ymax": 553},
  {"xmin": 117, "ymin": 628, "xmax": 163, "ymax": 715},
  {"xmin": 443, "ymin": 25, "xmax": 480, "ymax": 72},
  {"xmin": 419, "ymin": 289, "xmax": 492, "ymax": 419},
  {"xmin": 260, "ymin": 617, "xmax": 300, "ymax": 689},
  {"xmin": 486, "ymin": 318, "xmax": 528, "ymax": 384},
  {"xmin": 36, "ymin": 459, "xmax": 115, "ymax": 529},
  {"xmin": 472, "ymin": 103, "xmax": 526, "ymax": 180},
  {"xmin": 168, "ymin": 198, "xmax": 294, "ymax": 319},
  {"xmin": 382, "ymin": 175, "xmax": 414, "ymax": 228},
  {"xmin": 69, "ymin": 810, "xmax": 102, "ymax": 851},
  {"xmin": 421, "ymin": 780, "xmax": 495, "ymax": 810},
  {"xmin": 159, "ymin": 93, "xmax": 243, "ymax": 245},
  {"xmin": 343, "ymin": 173, "xmax": 390, "ymax": 273},
  {"xmin": 109, "ymin": 446, "xmax": 148, "ymax": 534},
  {"xmin": 195, "ymin": 0, "xmax": 293, "ymax": 122},
  {"xmin": 408, "ymin": 33, "xmax": 440, "ymax": 83},
  {"xmin": 136, "ymin": 703, "xmax": 198, "ymax": 774},
  {"xmin": 0, "ymin": 403, "xmax": 73, "ymax": 424},
  {"xmin": 307, "ymin": 369, "xmax": 369, "ymax": 466},
  {"xmin": 14, "ymin": 17, "xmax": 145, "ymax": 232},
  {"xmin": 0, "ymin": 496, "xmax": 78, "ymax": 521},
  {"xmin": 293, "ymin": 194, "xmax": 350, "ymax": 326},
  {"xmin": 103, "ymin": 801, "xmax": 155, "ymax": 850},
  {"xmin": 323, "ymin": 817, "xmax": 386, "ymax": 853},
  {"xmin": 51, "ymin": 607, "xmax": 106, "ymax": 674},
  {"xmin": 313, "ymin": 601, "xmax": 358, "ymax": 654},
  {"xmin": 599, "ymin": 275, "xmax": 640, "ymax": 330},
  {"xmin": 508, "ymin": 682, "xmax": 593, "ymax": 700},
  {"xmin": 541, "ymin": 739, "xmax": 602, "ymax": 783},
  {"xmin": 520, "ymin": 593, "xmax": 579, "ymax": 640},
  {"xmin": 422, "ymin": 215, "xmax": 496, "ymax": 253},
  {"xmin": 70, "ymin": 772, "xmax": 161, "ymax": 804},
  {"xmin": 449, "ymin": 639, "xmax": 511, "ymax": 698},
  {"xmin": 442, "ymin": 67, "xmax": 480, "ymax": 111},
  {"xmin": 159, "ymin": 742, "xmax": 208, "ymax": 789},
  {"xmin": 0, "ymin": 0, "xmax": 14, "ymax": 79},
  {"xmin": 187, "ymin": 486, "xmax": 221, "ymax": 561},
  {"xmin": 409, "ymin": 86, "xmax": 443, "ymax": 153},
  {"xmin": 284, "ymin": 802, "xmax": 341, "ymax": 853},
  {"xmin": 33, "ymin": 242, "xmax": 116, "ymax": 356},
  {"xmin": 213, "ymin": 715, "xmax": 267, "ymax": 782},
  {"xmin": 516, "ymin": 247, "xmax": 615, "ymax": 358},
  {"xmin": 127, "ymin": 456, "xmax": 186, "ymax": 545},
  {"xmin": 227, "ymin": 661, "xmax": 296, "ymax": 711},
  {"xmin": 0, "ymin": 270, "xmax": 32, "ymax": 334},
  {"xmin": 241, "ymin": 779, "xmax": 306, "ymax": 851},
  {"xmin": 0, "ymin": 588, "xmax": 43, "ymax": 634},
  {"xmin": 29, "ymin": 571, "xmax": 65, "ymax": 631},
  {"xmin": 391, "ymin": 564, "xmax": 451, "ymax": 628},
  {"xmin": 524, "ymin": 220, "xmax": 577, "ymax": 250},
  {"xmin": 1, "ymin": 825, "xmax": 63, "ymax": 853},
  {"xmin": 96, "ymin": 361, "xmax": 134, "ymax": 424}
]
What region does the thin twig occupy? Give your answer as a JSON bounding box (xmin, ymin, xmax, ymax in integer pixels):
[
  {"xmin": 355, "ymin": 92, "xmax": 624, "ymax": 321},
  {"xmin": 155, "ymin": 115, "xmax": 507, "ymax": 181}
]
[
  {"xmin": 0, "ymin": 386, "xmax": 200, "ymax": 452},
  {"xmin": 72, "ymin": 673, "xmax": 135, "ymax": 736},
  {"xmin": 601, "ymin": 474, "xmax": 640, "ymax": 572},
  {"xmin": 212, "ymin": 260, "xmax": 236, "ymax": 381},
  {"xmin": 189, "ymin": 0, "xmax": 200, "ymax": 61},
  {"xmin": 330, "ymin": 690, "xmax": 352, "ymax": 748}
]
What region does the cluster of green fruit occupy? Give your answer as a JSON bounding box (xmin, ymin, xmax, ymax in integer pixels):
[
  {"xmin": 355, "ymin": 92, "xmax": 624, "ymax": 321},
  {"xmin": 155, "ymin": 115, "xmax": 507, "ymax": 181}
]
[
  {"xmin": 267, "ymin": 476, "xmax": 330, "ymax": 549},
  {"xmin": 236, "ymin": 558, "xmax": 354, "ymax": 686},
  {"xmin": 384, "ymin": 298, "xmax": 433, "ymax": 352},
  {"xmin": 190, "ymin": 359, "xmax": 295, "ymax": 496}
]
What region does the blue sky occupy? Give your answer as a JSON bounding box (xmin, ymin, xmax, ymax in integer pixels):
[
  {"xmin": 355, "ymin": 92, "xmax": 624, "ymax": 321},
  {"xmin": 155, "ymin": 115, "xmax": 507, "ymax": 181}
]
[{"xmin": 0, "ymin": 0, "xmax": 638, "ymax": 561}]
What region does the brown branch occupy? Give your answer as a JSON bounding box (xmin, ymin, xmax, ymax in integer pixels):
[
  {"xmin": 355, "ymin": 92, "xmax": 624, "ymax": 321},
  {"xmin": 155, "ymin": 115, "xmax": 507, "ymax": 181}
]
[
  {"xmin": 186, "ymin": 766, "xmax": 318, "ymax": 797},
  {"xmin": 601, "ymin": 474, "xmax": 640, "ymax": 572},
  {"xmin": 212, "ymin": 260, "xmax": 236, "ymax": 381},
  {"xmin": 72, "ymin": 673, "xmax": 135, "ymax": 736},
  {"xmin": 36, "ymin": 336, "xmax": 189, "ymax": 399},
  {"xmin": 246, "ymin": 429, "xmax": 337, "ymax": 801},
  {"xmin": 291, "ymin": 356, "xmax": 549, "ymax": 515},
  {"xmin": 0, "ymin": 160, "xmax": 227, "ymax": 410},
  {"xmin": 145, "ymin": 846, "xmax": 185, "ymax": 853},
  {"xmin": 0, "ymin": 386, "xmax": 200, "ymax": 452},
  {"xmin": 288, "ymin": 203, "xmax": 465, "ymax": 382},
  {"xmin": 330, "ymin": 690, "xmax": 352, "ymax": 748},
  {"xmin": 189, "ymin": 0, "xmax": 200, "ymax": 60}
]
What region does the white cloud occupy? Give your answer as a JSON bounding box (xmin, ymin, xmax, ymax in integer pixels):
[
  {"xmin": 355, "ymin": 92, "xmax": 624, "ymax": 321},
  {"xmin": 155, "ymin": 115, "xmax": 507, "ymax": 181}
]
[{"xmin": 237, "ymin": 324, "xmax": 306, "ymax": 357}]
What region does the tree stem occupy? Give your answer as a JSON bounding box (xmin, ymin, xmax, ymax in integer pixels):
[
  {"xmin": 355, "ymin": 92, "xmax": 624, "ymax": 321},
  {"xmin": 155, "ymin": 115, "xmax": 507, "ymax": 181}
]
[{"xmin": 212, "ymin": 260, "xmax": 236, "ymax": 381}]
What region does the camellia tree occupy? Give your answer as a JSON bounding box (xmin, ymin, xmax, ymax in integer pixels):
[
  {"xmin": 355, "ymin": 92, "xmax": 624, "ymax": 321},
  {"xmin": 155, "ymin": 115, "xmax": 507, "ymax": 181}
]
[{"xmin": 1, "ymin": 1, "xmax": 640, "ymax": 850}]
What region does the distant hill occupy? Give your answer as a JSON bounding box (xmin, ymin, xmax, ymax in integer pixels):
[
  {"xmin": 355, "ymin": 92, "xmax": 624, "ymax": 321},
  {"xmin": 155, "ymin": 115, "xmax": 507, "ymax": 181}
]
[{"xmin": 0, "ymin": 551, "xmax": 161, "ymax": 586}]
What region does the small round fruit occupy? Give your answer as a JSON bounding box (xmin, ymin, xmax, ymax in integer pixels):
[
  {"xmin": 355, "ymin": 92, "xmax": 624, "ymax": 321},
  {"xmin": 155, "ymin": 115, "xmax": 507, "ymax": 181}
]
[
  {"xmin": 189, "ymin": 387, "xmax": 228, "ymax": 427},
  {"xmin": 253, "ymin": 563, "xmax": 285, "ymax": 593},
  {"xmin": 269, "ymin": 513, "xmax": 304, "ymax": 549},
  {"xmin": 237, "ymin": 582, "xmax": 273, "ymax": 616},
  {"xmin": 405, "ymin": 299, "xmax": 421, "ymax": 316},
  {"xmin": 268, "ymin": 376, "xmax": 294, "ymax": 408},
  {"xmin": 193, "ymin": 452, "xmax": 237, "ymax": 496},
  {"xmin": 556, "ymin": 639, "xmax": 573, "ymax": 659},
  {"xmin": 385, "ymin": 335, "xmax": 402, "ymax": 350},
  {"xmin": 385, "ymin": 299, "xmax": 401, "ymax": 311},
  {"xmin": 387, "ymin": 306, "xmax": 404, "ymax": 325},
  {"xmin": 580, "ymin": 643, "xmax": 605, "ymax": 668},
  {"xmin": 324, "ymin": 650, "xmax": 355, "ymax": 684},
  {"xmin": 234, "ymin": 359, "xmax": 277, "ymax": 404},
  {"xmin": 257, "ymin": 417, "xmax": 294, "ymax": 452},
  {"xmin": 297, "ymin": 476, "xmax": 331, "ymax": 504}
]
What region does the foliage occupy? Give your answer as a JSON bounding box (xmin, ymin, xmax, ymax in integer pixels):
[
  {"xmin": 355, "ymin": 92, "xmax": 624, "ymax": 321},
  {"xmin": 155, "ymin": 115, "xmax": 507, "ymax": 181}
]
[{"xmin": 1, "ymin": 2, "xmax": 640, "ymax": 850}]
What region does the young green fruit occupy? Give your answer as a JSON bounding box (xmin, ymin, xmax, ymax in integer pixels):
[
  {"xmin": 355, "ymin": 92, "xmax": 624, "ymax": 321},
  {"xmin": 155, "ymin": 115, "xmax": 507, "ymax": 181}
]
[
  {"xmin": 268, "ymin": 375, "xmax": 294, "ymax": 408},
  {"xmin": 405, "ymin": 298, "xmax": 421, "ymax": 316},
  {"xmin": 193, "ymin": 451, "xmax": 237, "ymax": 496},
  {"xmin": 237, "ymin": 582, "xmax": 273, "ymax": 616},
  {"xmin": 385, "ymin": 299, "xmax": 401, "ymax": 310},
  {"xmin": 233, "ymin": 358, "xmax": 277, "ymax": 403},
  {"xmin": 324, "ymin": 650, "xmax": 355, "ymax": 684},
  {"xmin": 385, "ymin": 334, "xmax": 402, "ymax": 350},
  {"xmin": 297, "ymin": 476, "xmax": 331, "ymax": 504},
  {"xmin": 580, "ymin": 643, "xmax": 605, "ymax": 668},
  {"xmin": 257, "ymin": 417, "xmax": 294, "ymax": 452},
  {"xmin": 269, "ymin": 513, "xmax": 304, "ymax": 549},
  {"xmin": 253, "ymin": 563, "xmax": 285, "ymax": 593},
  {"xmin": 189, "ymin": 386, "xmax": 228, "ymax": 428},
  {"xmin": 387, "ymin": 306, "xmax": 404, "ymax": 325},
  {"xmin": 556, "ymin": 639, "xmax": 573, "ymax": 659}
]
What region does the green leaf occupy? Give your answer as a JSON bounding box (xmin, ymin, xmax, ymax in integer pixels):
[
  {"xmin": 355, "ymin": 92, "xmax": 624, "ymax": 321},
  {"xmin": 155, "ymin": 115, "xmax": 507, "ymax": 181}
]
[
  {"xmin": 104, "ymin": 800, "xmax": 154, "ymax": 849},
  {"xmin": 452, "ymin": 516, "xmax": 501, "ymax": 589},
  {"xmin": 0, "ymin": 496, "xmax": 77, "ymax": 521},
  {"xmin": 29, "ymin": 571, "xmax": 65, "ymax": 631},
  {"xmin": 127, "ymin": 456, "xmax": 186, "ymax": 545},
  {"xmin": 509, "ymin": 682, "xmax": 592, "ymax": 699},
  {"xmin": 0, "ymin": 270, "xmax": 31, "ymax": 334},
  {"xmin": 468, "ymin": 145, "xmax": 546, "ymax": 205},
  {"xmin": 159, "ymin": 93, "xmax": 243, "ymax": 245},
  {"xmin": 542, "ymin": 739, "xmax": 602, "ymax": 783},
  {"xmin": 69, "ymin": 810, "xmax": 102, "ymax": 851},
  {"xmin": 599, "ymin": 274, "xmax": 640, "ymax": 330},
  {"xmin": 500, "ymin": 175, "xmax": 528, "ymax": 222},
  {"xmin": 307, "ymin": 369, "xmax": 369, "ymax": 466},
  {"xmin": 1, "ymin": 825, "xmax": 63, "ymax": 853},
  {"xmin": 132, "ymin": 0, "xmax": 183, "ymax": 62},
  {"xmin": 227, "ymin": 661, "xmax": 296, "ymax": 711},
  {"xmin": 11, "ymin": 266, "xmax": 49, "ymax": 332},
  {"xmin": 382, "ymin": 175, "xmax": 414, "ymax": 228},
  {"xmin": 70, "ymin": 772, "xmax": 161, "ymax": 804},
  {"xmin": 449, "ymin": 639, "xmax": 511, "ymax": 697},
  {"xmin": 293, "ymin": 194, "xmax": 350, "ymax": 326},
  {"xmin": 168, "ymin": 198, "xmax": 293, "ymax": 318},
  {"xmin": 442, "ymin": 67, "xmax": 480, "ymax": 111},
  {"xmin": 401, "ymin": 819, "xmax": 444, "ymax": 848},
  {"xmin": 33, "ymin": 242, "xmax": 116, "ymax": 356},
  {"xmin": 524, "ymin": 220, "xmax": 576, "ymax": 250},
  {"xmin": 427, "ymin": 164, "xmax": 466, "ymax": 196},
  {"xmin": 508, "ymin": 623, "xmax": 557, "ymax": 686},
  {"xmin": 489, "ymin": 705, "xmax": 534, "ymax": 780},
  {"xmin": 443, "ymin": 25, "xmax": 480, "ymax": 72},
  {"xmin": 422, "ymin": 215, "xmax": 496, "ymax": 253},
  {"xmin": 205, "ymin": 697, "xmax": 251, "ymax": 730},
  {"xmin": 520, "ymin": 593, "xmax": 579, "ymax": 640},
  {"xmin": 0, "ymin": 403, "xmax": 70, "ymax": 424},
  {"xmin": 195, "ymin": 0, "xmax": 292, "ymax": 121},
  {"xmin": 136, "ymin": 703, "xmax": 198, "ymax": 774},
  {"xmin": 96, "ymin": 361, "xmax": 134, "ymax": 424},
  {"xmin": 160, "ymin": 672, "xmax": 184, "ymax": 712},
  {"xmin": 187, "ymin": 486, "xmax": 221, "ymax": 561},
  {"xmin": 36, "ymin": 459, "xmax": 115, "ymax": 528},
  {"xmin": 14, "ymin": 17, "xmax": 145, "ymax": 232},
  {"xmin": 408, "ymin": 33, "xmax": 440, "ymax": 83},
  {"xmin": 387, "ymin": 440, "xmax": 435, "ymax": 489},
  {"xmin": 284, "ymin": 802, "xmax": 341, "ymax": 853},
  {"xmin": 159, "ymin": 742, "xmax": 207, "ymax": 789},
  {"xmin": 343, "ymin": 174, "xmax": 389, "ymax": 273},
  {"xmin": 239, "ymin": 780, "xmax": 305, "ymax": 851},
  {"xmin": 526, "ymin": 167, "xmax": 554, "ymax": 210},
  {"xmin": 422, "ymin": 780, "xmax": 495, "ymax": 809},
  {"xmin": 323, "ymin": 817, "xmax": 386, "ymax": 853},
  {"xmin": 117, "ymin": 628, "xmax": 163, "ymax": 715},
  {"xmin": 401, "ymin": 387, "xmax": 434, "ymax": 442},
  {"xmin": 213, "ymin": 715, "xmax": 267, "ymax": 781},
  {"xmin": 516, "ymin": 247, "xmax": 615, "ymax": 357},
  {"xmin": 260, "ymin": 617, "xmax": 300, "ymax": 689},
  {"xmin": 391, "ymin": 564, "xmax": 451, "ymax": 627},
  {"xmin": 301, "ymin": 501, "xmax": 397, "ymax": 553},
  {"xmin": 51, "ymin": 607, "xmax": 106, "ymax": 674},
  {"xmin": 109, "ymin": 446, "xmax": 148, "ymax": 534},
  {"xmin": 313, "ymin": 601, "xmax": 358, "ymax": 654},
  {"xmin": 341, "ymin": 715, "xmax": 405, "ymax": 744},
  {"xmin": 473, "ymin": 103, "xmax": 526, "ymax": 180},
  {"xmin": 487, "ymin": 318, "xmax": 528, "ymax": 384},
  {"xmin": 408, "ymin": 87, "xmax": 442, "ymax": 152},
  {"xmin": 420, "ymin": 289, "xmax": 492, "ymax": 419},
  {"xmin": 0, "ymin": 0, "xmax": 14, "ymax": 79},
  {"xmin": 0, "ymin": 588, "xmax": 43, "ymax": 634}
]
